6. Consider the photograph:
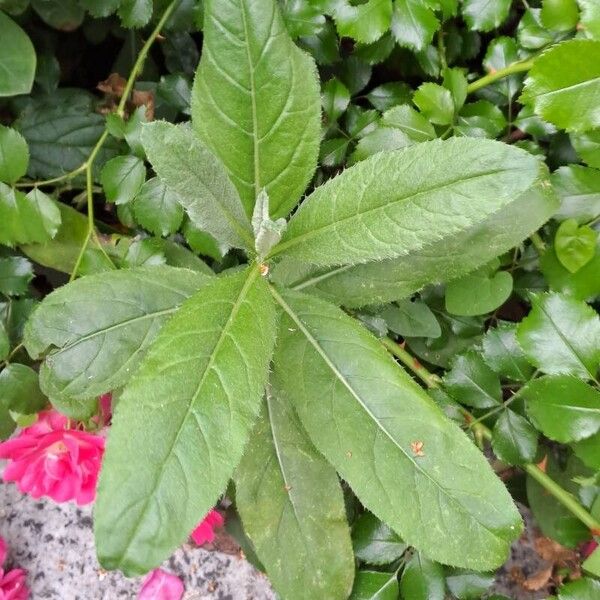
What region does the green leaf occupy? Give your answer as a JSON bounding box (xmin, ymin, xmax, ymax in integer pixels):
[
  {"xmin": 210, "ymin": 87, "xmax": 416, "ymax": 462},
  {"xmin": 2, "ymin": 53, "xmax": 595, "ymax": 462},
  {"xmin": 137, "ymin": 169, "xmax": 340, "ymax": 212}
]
[
  {"xmin": 118, "ymin": 0, "xmax": 152, "ymax": 28},
  {"xmin": 557, "ymin": 578, "xmax": 600, "ymax": 599},
  {"xmin": 541, "ymin": 0, "xmax": 579, "ymax": 31},
  {"xmin": 274, "ymin": 139, "xmax": 545, "ymax": 268},
  {"xmin": 0, "ymin": 322, "xmax": 8, "ymax": 361},
  {"xmin": 455, "ymin": 101, "xmax": 507, "ymax": 138},
  {"xmin": 236, "ymin": 387, "xmax": 354, "ymax": 600},
  {"xmin": 352, "ymin": 512, "xmax": 407, "ymax": 566},
  {"xmin": 443, "ymin": 350, "xmax": 502, "ymax": 409},
  {"xmin": 15, "ymin": 101, "xmax": 118, "ymax": 180},
  {"xmin": 413, "ymin": 83, "xmax": 454, "ymax": 125},
  {"xmin": 518, "ymin": 8, "xmax": 560, "ymax": 50},
  {"xmin": 521, "ymin": 40, "xmax": 600, "ymax": 133},
  {"xmin": 0, "ymin": 256, "xmax": 33, "ymax": 296},
  {"xmin": 523, "ymin": 375, "xmax": 600, "ymax": 442},
  {"xmin": 527, "ymin": 455, "xmax": 591, "ymax": 547},
  {"xmin": 280, "ymin": 0, "xmax": 326, "ymax": 38},
  {"xmin": 31, "ymin": 0, "xmax": 83, "ymax": 30},
  {"xmin": 271, "ymin": 287, "xmax": 522, "ymax": 570},
  {"xmin": 323, "ymin": 77, "xmax": 351, "ymax": 123},
  {"xmin": 95, "ymin": 268, "xmax": 277, "ymax": 574},
  {"xmin": 0, "ymin": 125, "xmax": 28, "ymax": 184},
  {"xmin": 0, "ymin": 11, "xmax": 36, "ymax": 97},
  {"xmin": 333, "ymin": 0, "xmax": 393, "ymax": 44},
  {"xmin": 0, "ymin": 185, "xmax": 61, "ymax": 247},
  {"xmin": 462, "ymin": 0, "xmax": 511, "ymax": 32},
  {"xmin": 572, "ymin": 433, "xmax": 600, "ymax": 469},
  {"xmin": 79, "ymin": 0, "xmax": 120, "ymax": 18},
  {"xmin": 141, "ymin": 122, "xmax": 254, "ymax": 251},
  {"xmin": 516, "ymin": 292, "xmax": 600, "ymax": 380},
  {"xmin": 0, "ymin": 363, "xmax": 46, "ymax": 415},
  {"xmin": 445, "ymin": 569, "xmax": 495, "ymax": 599},
  {"xmin": 491, "ymin": 410, "xmax": 538, "ymax": 466},
  {"xmin": 192, "ymin": 0, "xmax": 321, "ymax": 219},
  {"xmin": 571, "ymin": 130, "xmax": 600, "ymax": 169},
  {"xmin": 251, "ymin": 189, "xmax": 286, "ymax": 259},
  {"xmin": 482, "ymin": 37, "xmax": 521, "ymax": 102},
  {"xmin": 272, "ymin": 177, "xmax": 558, "ymax": 308},
  {"xmin": 482, "ymin": 322, "xmax": 535, "ymax": 382},
  {"xmin": 551, "ymin": 165, "xmax": 600, "ymax": 224},
  {"xmin": 555, "ymin": 218, "xmax": 598, "ymax": 273},
  {"xmin": 391, "ymin": 0, "xmax": 439, "ymax": 52},
  {"xmin": 582, "ymin": 547, "xmax": 600, "ymax": 578},
  {"xmin": 24, "ymin": 266, "xmax": 211, "ymax": 405},
  {"xmin": 445, "ymin": 269, "xmax": 513, "ymax": 316},
  {"xmin": 350, "ymin": 571, "xmax": 398, "ymax": 600},
  {"xmin": 380, "ymin": 299, "xmax": 440, "ymax": 338},
  {"xmin": 133, "ymin": 177, "xmax": 184, "ymax": 238},
  {"xmin": 578, "ymin": 0, "xmax": 600, "ymax": 39},
  {"xmin": 100, "ymin": 155, "xmax": 146, "ymax": 206},
  {"xmin": 366, "ymin": 83, "xmax": 412, "ymax": 112},
  {"xmin": 20, "ymin": 203, "xmax": 112, "ymax": 276},
  {"xmin": 399, "ymin": 553, "xmax": 445, "ymax": 600}
]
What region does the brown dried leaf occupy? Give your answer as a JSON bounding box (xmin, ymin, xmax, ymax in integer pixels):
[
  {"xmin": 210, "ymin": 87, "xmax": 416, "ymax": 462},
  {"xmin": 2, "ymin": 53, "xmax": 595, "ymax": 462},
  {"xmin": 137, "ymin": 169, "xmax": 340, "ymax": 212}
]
[
  {"xmin": 522, "ymin": 565, "xmax": 553, "ymax": 591},
  {"xmin": 535, "ymin": 537, "xmax": 577, "ymax": 566}
]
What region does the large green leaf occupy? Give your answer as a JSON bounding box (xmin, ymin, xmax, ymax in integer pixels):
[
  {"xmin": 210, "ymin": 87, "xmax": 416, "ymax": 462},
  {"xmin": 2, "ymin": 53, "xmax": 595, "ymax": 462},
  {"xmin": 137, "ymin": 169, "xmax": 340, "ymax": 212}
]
[
  {"xmin": 273, "ymin": 139, "xmax": 545, "ymax": 268},
  {"xmin": 236, "ymin": 386, "xmax": 354, "ymax": 600},
  {"xmin": 191, "ymin": 0, "xmax": 321, "ymax": 218},
  {"xmin": 0, "ymin": 10, "xmax": 36, "ymax": 97},
  {"xmin": 272, "ymin": 178, "xmax": 557, "ymax": 308},
  {"xmin": 523, "ymin": 375, "xmax": 600, "ymax": 442},
  {"xmin": 516, "ymin": 292, "xmax": 600, "ymax": 380},
  {"xmin": 24, "ymin": 267, "xmax": 211, "ymax": 406},
  {"xmin": 271, "ymin": 287, "xmax": 522, "ymax": 570},
  {"xmin": 95, "ymin": 268, "xmax": 277, "ymax": 574},
  {"xmin": 521, "ymin": 40, "xmax": 600, "ymax": 133},
  {"xmin": 141, "ymin": 122, "xmax": 254, "ymax": 251}
]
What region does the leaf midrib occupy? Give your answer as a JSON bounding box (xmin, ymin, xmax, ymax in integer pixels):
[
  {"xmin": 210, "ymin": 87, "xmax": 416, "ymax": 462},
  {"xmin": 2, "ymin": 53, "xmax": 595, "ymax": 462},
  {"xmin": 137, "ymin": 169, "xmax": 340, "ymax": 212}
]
[
  {"xmin": 270, "ymin": 286, "xmax": 503, "ymax": 540},
  {"xmin": 115, "ymin": 267, "xmax": 260, "ymax": 567},
  {"xmin": 271, "ymin": 165, "xmax": 526, "ymax": 259}
]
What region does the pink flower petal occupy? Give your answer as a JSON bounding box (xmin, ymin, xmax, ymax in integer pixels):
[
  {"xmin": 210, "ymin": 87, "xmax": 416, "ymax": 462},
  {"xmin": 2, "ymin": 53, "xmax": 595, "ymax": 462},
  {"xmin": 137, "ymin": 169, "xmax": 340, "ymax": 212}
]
[
  {"xmin": 138, "ymin": 569, "xmax": 184, "ymax": 600},
  {"xmin": 0, "ymin": 567, "xmax": 29, "ymax": 600},
  {"xmin": 0, "ymin": 537, "xmax": 6, "ymax": 567},
  {"xmin": 190, "ymin": 509, "xmax": 224, "ymax": 545}
]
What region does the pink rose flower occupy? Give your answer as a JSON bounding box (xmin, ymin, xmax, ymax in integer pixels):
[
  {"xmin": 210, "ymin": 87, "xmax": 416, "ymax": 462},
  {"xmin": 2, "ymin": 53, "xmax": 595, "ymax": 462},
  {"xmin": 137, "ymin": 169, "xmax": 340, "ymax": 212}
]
[
  {"xmin": 190, "ymin": 509, "xmax": 224, "ymax": 545},
  {"xmin": 0, "ymin": 537, "xmax": 28, "ymax": 600},
  {"xmin": 0, "ymin": 410, "xmax": 104, "ymax": 505},
  {"xmin": 138, "ymin": 569, "xmax": 183, "ymax": 600}
]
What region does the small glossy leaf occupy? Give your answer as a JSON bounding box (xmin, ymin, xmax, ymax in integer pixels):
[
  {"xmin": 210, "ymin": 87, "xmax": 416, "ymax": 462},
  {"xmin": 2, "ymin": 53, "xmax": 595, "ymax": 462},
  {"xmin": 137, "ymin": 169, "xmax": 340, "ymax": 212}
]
[
  {"xmin": 491, "ymin": 410, "xmax": 538, "ymax": 466},
  {"xmin": 31, "ymin": 0, "xmax": 83, "ymax": 30},
  {"xmin": 352, "ymin": 512, "xmax": 407, "ymax": 566},
  {"xmin": 552, "ymin": 165, "xmax": 600, "ymax": 224},
  {"xmin": 0, "ymin": 185, "xmax": 61, "ymax": 247},
  {"xmin": 95, "ymin": 268, "xmax": 277, "ymax": 574},
  {"xmin": 572, "ymin": 433, "xmax": 600, "ymax": 470},
  {"xmin": 445, "ymin": 269, "xmax": 513, "ymax": 316},
  {"xmin": 118, "ymin": 0, "xmax": 152, "ymax": 28},
  {"xmin": 555, "ymin": 218, "xmax": 597, "ymax": 273},
  {"xmin": 0, "ymin": 256, "xmax": 33, "ymax": 296},
  {"xmin": 483, "ymin": 37, "xmax": 521, "ymax": 102},
  {"xmin": 557, "ymin": 578, "xmax": 600, "ymax": 600},
  {"xmin": 236, "ymin": 387, "xmax": 354, "ymax": 600},
  {"xmin": 141, "ymin": 122, "xmax": 254, "ymax": 251},
  {"xmin": 323, "ymin": 77, "xmax": 351, "ymax": 123},
  {"xmin": 578, "ymin": 0, "xmax": 600, "ymax": 38},
  {"xmin": 272, "ymin": 179, "xmax": 558, "ymax": 308},
  {"xmin": 100, "ymin": 155, "xmax": 146, "ymax": 206},
  {"xmin": 541, "ymin": 0, "xmax": 579, "ymax": 31},
  {"xmin": 413, "ymin": 83, "xmax": 454, "ymax": 125},
  {"xmin": 462, "ymin": 0, "xmax": 511, "ymax": 32},
  {"xmin": 381, "ymin": 299, "xmax": 440, "ymax": 338},
  {"xmin": 280, "ymin": 0, "xmax": 326, "ymax": 38},
  {"xmin": 0, "ymin": 125, "xmax": 28, "ymax": 184},
  {"xmin": 399, "ymin": 553, "xmax": 445, "ymax": 600},
  {"xmin": 350, "ymin": 571, "xmax": 398, "ymax": 600},
  {"xmin": 0, "ymin": 363, "xmax": 46, "ymax": 415},
  {"xmin": 455, "ymin": 101, "xmax": 507, "ymax": 138},
  {"xmin": 482, "ymin": 322, "xmax": 535, "ymax": 382},
  {"xmin": 275, "ymin": 139, "xmax": 545, "ymax": 268},
  {"xmin": 0, "ymin": 323, "xmax": 8, "ymax": 361},
  {"xmin": 523, "ymin": 375, "xmax": 600, "ymax": 442},
  {"xmin": 391, "ymin": 0, "xmax": 439, "ymax": 52},
  {"xmin": 133, "ymin": 178, "xmax": 184, "ymax": 237},
  {"xmin": 192, "ymin": 0, "xmax": 321, "ymax": 219},
  {"xmin": 582, "ymin": 547, "xmax": 600, "ymax": 577},
  {"xmin": 272, "ymin": 288, "xmax": 522, "ymax": 570},
  {"xmin": 521, "ymin": 40, "xmax": 600, "ymax": 133},
  {"xmin": 516, "ymin": 292, "xmax": 600, "ymax": 380},
  {"xmin": 571, "ymin": 130, "xmax": 600, "ymax": 169},
  {"xmin": 0, "ymin": 11, "xmax": 36, "ymax": 97},
  {"xmin": 333, "ymin": 0, "xmax": 393, "ymax": 44},
  {"xmin": 443, "ymin": 350, "xmax": 502, "ymax": 409},
  {"xmin": 79, "ymin": 0, "xmax": 120, "ymax": 18},
  {"xmin": 366, "ymin": 83, "xmax": 412, "ymax": 112},
  {"xmin": 445, "ymin": 569, "xmax": 495, "ymax": 599},
  {"xmin": 24, "ymin": 267, "xmax": 211, "ymax": 404}
]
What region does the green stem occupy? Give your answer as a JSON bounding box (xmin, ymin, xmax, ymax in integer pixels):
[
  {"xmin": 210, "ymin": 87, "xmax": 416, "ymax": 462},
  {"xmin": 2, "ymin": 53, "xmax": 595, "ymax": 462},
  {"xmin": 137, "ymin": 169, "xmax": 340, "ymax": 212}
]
[
  {"xmin": 467, "ymin": 59, "xmax": 534, "ymax": 95},
  {"xmin": 530, "ymin": 231, "xmax": 546, "ymax": 254},
  {"xmin": 382, "ymin": 336, "xmax": 600, "ymax": 533}
]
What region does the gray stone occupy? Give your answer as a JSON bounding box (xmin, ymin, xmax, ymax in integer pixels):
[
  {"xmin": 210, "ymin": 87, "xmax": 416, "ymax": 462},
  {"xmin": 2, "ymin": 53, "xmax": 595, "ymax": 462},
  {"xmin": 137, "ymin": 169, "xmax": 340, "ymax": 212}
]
[{"xmin": 0, "ymin": 482, "xmax": 275, "ymax": 600}]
